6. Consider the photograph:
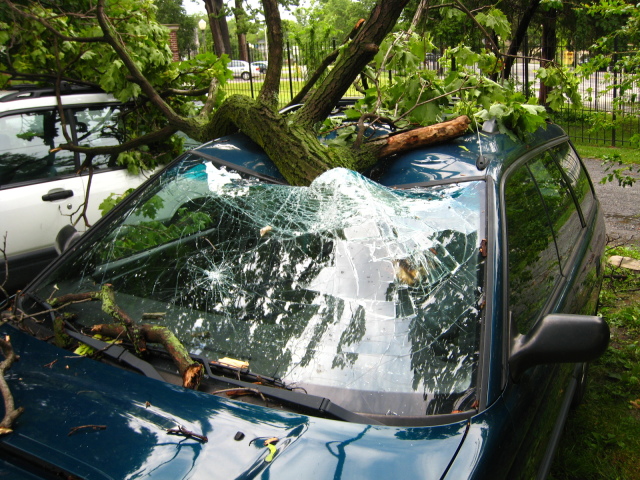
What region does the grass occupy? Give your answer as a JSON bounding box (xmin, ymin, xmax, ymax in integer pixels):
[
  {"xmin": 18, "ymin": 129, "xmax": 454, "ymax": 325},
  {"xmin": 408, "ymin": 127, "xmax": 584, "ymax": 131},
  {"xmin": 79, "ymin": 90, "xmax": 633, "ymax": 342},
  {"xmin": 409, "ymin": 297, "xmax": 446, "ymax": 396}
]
[
  {"xmin": 550, "ymin": 245, "xmax": 640, "ymax": 480},
  {"xmin": 574, "ymin": 144, "xmax": 640, "ymax": 165}
]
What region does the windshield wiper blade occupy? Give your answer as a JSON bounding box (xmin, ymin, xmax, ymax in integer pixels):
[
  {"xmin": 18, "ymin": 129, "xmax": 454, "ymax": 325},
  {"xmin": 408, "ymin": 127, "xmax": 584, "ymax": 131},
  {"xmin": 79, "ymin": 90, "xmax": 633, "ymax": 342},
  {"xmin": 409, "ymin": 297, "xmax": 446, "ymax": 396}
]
[
  {"xmin": 190, "ymin": 353, "xmax": 383, "ymax": 425},
  {"xmin": 17, "ymin": 293, "xmax": 379, "ymax": 425},
  {"xmin": 65, "ymin": 329, "xmax": 165, "ymax": 382}
]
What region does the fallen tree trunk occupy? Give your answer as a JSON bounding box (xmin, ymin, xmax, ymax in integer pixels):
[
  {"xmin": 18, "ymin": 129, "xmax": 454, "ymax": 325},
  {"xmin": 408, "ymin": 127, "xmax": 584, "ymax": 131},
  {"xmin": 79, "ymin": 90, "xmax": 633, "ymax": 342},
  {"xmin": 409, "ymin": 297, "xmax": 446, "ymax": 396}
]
[
  {"xmin": 207, "ymin": 95, "xmax": 471, "ymax": 186},
  {"xmin": 371, "ymin": 115, "xmax": 471, "ymax": 158}
]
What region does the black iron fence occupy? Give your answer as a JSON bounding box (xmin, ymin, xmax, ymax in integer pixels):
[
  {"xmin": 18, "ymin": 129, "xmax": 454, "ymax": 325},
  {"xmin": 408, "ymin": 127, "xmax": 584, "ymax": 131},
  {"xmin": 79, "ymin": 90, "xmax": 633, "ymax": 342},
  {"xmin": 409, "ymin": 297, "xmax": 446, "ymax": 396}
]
[{"xmin": 223, "ymin": 38, "xmax": 640, "ymax": 147}]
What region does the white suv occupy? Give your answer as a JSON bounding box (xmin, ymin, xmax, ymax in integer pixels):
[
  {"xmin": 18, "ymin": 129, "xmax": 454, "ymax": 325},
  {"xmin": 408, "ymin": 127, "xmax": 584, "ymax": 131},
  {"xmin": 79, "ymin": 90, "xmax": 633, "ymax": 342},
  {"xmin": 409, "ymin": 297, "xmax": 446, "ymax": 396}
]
[
  {"xmin": 0, "ymin": 85, "xmax": 157, "ymax": 291},
  {"xmin": 228, "ymin": 60, "xmax": 261, "ymax": 80}
]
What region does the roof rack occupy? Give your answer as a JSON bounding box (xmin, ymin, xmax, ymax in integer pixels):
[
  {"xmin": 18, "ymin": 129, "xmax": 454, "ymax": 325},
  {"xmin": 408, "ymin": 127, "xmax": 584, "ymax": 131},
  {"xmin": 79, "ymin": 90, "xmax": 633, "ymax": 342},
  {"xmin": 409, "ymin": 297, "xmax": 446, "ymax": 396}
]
[{"xmin": 0, "ymin": 82, "xmax": 105, "ymax": 102}]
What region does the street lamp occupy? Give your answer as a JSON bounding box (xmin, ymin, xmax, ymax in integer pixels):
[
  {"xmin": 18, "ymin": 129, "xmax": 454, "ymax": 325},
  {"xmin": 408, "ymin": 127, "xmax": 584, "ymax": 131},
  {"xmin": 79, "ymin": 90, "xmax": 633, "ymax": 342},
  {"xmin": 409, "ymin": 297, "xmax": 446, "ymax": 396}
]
[{"xmin": 198, "ymin": 19, "xmax": 207, "ymax": 54}]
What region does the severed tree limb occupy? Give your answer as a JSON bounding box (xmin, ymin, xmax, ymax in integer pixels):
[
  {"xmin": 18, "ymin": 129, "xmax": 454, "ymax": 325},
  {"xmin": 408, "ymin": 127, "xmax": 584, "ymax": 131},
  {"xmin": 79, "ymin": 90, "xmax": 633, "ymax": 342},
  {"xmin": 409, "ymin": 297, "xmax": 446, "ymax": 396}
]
[
  {"xmin": 167, "ymin": 425, "xmax": 208, "ymax": 443},
  {"xmin": 91, "ymin": 323, "xmax": 203, "ymax": 390},
  {"xmin": 68, "ymin": 424, "xmax": 107, "ymax": 436},
  {"xmin": 51, "ymin": 286, "xmax": 204, "ymax": 388},
  {"xmin": 51, "ymin": 284, "xmax": 147, "ymax": 354},
  {"xmin": 367, "ymin": 115, "xmax": 471, "ymax": 159},
  {"xmin": 0, "ymin": 336, "xmax": 25, "ymax": 435}
]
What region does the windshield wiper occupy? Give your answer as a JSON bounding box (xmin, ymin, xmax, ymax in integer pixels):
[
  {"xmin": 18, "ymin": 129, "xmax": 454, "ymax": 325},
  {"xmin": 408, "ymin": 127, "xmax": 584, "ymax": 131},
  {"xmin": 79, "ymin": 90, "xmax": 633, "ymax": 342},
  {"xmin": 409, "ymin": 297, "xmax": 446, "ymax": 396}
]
[
  {"xmin": 16, "ymin": 292, "xmax": 381, "ymax": 425},
  {"xmin": 16, "ymin": 292, "xmax": 166, "ymax": 382},
  {"xmin": 65, "ymin": 329, "xmax": 165, "ymax": 382},
  {"xmin": 190, "ymin": 353, "xmax": 383, "ymax": 425}
]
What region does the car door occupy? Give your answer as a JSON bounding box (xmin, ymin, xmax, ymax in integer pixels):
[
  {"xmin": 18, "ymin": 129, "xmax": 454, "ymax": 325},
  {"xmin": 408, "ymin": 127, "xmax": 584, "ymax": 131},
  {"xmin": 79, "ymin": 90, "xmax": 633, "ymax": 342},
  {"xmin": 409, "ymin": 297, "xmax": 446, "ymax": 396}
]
[
  {"xmin": 0, "ymin": 107, "xmax": 86, "ymax": 259},
  {"xmin": 500, "ymin": 143, "xmax": 596, "ymax": 479}
]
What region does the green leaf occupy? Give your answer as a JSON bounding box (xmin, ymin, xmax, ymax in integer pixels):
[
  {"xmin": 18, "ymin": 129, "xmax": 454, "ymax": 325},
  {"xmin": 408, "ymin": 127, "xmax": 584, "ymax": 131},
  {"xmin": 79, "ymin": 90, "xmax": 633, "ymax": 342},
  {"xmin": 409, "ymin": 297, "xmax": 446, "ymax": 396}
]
[{"xmin": 475, "ymin": 8, "xmax": 511, "ymax": 39}]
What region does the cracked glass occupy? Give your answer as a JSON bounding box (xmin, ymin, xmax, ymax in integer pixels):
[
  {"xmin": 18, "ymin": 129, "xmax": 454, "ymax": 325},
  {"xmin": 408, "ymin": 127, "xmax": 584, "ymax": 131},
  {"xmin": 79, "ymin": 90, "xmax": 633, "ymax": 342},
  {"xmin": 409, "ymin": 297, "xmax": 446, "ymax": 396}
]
[{"xmin": 35, "ymin": 153, "xmax": 486, "ymax": 417}]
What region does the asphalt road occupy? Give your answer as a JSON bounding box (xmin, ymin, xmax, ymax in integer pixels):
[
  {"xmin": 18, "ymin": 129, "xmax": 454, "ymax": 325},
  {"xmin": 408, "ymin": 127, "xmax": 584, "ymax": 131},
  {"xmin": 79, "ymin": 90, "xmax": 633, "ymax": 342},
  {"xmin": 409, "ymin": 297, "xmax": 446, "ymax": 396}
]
[{"xmin": 583, "ymin": 157, "xmax": 640, "ymax": 247}]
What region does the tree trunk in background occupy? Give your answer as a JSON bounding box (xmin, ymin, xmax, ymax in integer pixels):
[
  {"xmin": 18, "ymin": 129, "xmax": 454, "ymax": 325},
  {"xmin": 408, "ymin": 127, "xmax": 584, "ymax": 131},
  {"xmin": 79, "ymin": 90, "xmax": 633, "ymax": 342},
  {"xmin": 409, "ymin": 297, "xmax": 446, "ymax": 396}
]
[
  {"xmin": 538, "ymin": 8, "xmax": 558, "ymax": 106},
  {"xmin": 234, "ymin": 0, "xmax": 249, "ymax": 61},
  {"xmin": 502, "ymin": 0, "xmax": 541, "ymax": 81},
  {"xmin": 203, "ymin": 0, "xmax": 232, "ymax": 56}
]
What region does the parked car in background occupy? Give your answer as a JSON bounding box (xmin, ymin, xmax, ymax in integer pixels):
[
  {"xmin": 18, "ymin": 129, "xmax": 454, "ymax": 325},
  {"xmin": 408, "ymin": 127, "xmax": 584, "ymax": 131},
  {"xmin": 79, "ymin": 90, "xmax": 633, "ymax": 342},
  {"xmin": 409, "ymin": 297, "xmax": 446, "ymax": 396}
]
[
  {"xmin": 252, "ymin": 61, "xmax": 268, "ymax": 74},
  {"xmin": 0, "ymin": 84, "xmax": 157, "ymax": 292},
  {"xmin": 1, "ymin": 114, "xmax": 609, "ymax": 479},
  {"xmin": 228, "ymin": 60, "xmax": 261, "ymax": 80}
]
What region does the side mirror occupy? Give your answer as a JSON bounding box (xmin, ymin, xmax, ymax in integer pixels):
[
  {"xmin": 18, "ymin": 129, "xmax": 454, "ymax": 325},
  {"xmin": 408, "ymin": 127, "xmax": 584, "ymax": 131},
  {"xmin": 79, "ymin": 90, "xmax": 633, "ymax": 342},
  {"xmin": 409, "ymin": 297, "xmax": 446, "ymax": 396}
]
[
  {"xmin": 509, "ymin": 314, "xmax": 609, "ymax": 382},
  {"xmin": 55, "ymin": 224, "xmax": 81, "ymax": 255}
]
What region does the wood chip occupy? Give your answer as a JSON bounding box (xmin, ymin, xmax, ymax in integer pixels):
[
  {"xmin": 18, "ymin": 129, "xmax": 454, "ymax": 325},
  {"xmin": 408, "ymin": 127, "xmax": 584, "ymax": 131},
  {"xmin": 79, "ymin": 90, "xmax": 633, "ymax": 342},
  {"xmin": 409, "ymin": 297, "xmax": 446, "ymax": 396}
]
[{"xmin": 608, "ymin": 255, "xmax": 640, "ymax": 272}]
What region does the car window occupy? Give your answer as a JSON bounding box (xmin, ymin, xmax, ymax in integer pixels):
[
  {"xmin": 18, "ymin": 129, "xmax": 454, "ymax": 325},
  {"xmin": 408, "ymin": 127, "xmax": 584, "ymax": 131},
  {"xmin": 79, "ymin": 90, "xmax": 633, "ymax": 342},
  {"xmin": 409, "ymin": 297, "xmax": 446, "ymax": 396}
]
[
  {"xmin": 550, "ymin": 142, "xmax": 594, "ymax": 219},
  {"xmin": 32, "ymin": 158, "xmax": 487, "ymax": 417},
  {"xmin": 527, "ymin": 151, "xmax": 583, "ymax": 272},
  {"xmin": 0, "ymin": 110, "xmax": 76, "ymax": 187},
  {"xmin": 73, "ymin": 105, "xmax": 123, "ymax": 169},
  {"xmin": 505, "ymin": 162, "xmax": 562, "ymax": 334}
]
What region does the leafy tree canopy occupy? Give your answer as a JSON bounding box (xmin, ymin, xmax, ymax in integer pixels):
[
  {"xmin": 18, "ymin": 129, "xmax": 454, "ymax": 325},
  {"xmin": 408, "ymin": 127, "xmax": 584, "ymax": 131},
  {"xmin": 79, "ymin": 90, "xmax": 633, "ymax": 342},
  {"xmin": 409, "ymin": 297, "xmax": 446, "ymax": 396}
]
[{"xmin": 0, "ymin": 0, "xmax": 586, "ymax": 188}]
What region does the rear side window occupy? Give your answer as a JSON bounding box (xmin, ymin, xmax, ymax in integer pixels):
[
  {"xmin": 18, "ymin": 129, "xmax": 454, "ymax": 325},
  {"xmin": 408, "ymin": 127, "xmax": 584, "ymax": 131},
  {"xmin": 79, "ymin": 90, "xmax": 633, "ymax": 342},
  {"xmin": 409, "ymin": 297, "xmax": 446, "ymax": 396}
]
[
  {"xmin": 505, "ymin": 163, "xmax": 562, "ymax": 334},
  {"xmin": 73, "ymin": 105, "xmax": 123, "ymax": 169},
  {"xmin": 0, "ymin": 110, "xmax": 76, "ymax": 186},
  {"xmin": 527, "ymin": 151, "xmax": 583, "ymax": 272},
  {"xmin": 505, "ymin": 147, "xmax": 587, "ymax": 333},
  {"xmin": 550, "ymin": 143, "xmax": 594, "ymax": 219}
]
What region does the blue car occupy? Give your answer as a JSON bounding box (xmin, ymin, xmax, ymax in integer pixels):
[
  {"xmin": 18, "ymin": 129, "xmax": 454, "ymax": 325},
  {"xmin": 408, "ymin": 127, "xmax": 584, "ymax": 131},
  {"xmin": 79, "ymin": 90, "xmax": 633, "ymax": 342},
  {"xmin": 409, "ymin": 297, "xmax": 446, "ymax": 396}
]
[{"xmin": 1, "ymin": 118, "xmax": 609, "ymax": 479}]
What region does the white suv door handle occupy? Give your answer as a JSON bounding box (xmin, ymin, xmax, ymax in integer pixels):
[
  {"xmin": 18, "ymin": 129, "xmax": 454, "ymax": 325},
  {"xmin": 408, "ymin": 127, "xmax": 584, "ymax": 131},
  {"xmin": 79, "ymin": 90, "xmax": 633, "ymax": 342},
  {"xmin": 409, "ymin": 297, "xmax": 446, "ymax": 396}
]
[{"xmin": 42, "ymin": 189, "xmax": 74, "ymax": 202}]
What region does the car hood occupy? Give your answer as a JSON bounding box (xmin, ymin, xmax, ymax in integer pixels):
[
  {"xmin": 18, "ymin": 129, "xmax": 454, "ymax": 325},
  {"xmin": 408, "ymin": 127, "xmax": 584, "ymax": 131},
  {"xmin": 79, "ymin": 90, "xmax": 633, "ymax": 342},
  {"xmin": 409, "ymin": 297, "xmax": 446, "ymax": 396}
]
[{"xmin": 1, "ymin": 327, "xmax": 469, "ymax": 479}]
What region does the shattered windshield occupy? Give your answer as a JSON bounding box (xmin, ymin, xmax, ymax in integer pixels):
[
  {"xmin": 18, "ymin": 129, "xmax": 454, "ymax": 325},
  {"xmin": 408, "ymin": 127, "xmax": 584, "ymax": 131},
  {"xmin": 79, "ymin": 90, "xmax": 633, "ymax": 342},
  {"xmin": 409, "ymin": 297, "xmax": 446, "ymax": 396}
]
[{"xmin": 33, "ymin": 153, "xmax": 486, "ymax": 417}]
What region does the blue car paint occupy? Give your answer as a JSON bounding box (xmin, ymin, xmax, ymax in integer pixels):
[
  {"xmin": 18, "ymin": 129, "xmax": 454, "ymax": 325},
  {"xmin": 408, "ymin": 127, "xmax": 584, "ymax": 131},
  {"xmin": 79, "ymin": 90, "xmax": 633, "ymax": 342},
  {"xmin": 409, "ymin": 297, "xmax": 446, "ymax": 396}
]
[{"xmin": 2, "ymin": 326, "xmax": 467, "ymax": 479}]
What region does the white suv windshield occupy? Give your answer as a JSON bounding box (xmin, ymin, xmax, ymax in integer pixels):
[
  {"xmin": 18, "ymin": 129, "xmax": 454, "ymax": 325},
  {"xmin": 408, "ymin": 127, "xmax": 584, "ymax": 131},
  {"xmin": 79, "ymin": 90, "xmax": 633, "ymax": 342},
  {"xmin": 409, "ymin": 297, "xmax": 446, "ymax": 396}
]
[{"xmin": 35, "ymin": 154, "xmax": 486, "ymax": 417}]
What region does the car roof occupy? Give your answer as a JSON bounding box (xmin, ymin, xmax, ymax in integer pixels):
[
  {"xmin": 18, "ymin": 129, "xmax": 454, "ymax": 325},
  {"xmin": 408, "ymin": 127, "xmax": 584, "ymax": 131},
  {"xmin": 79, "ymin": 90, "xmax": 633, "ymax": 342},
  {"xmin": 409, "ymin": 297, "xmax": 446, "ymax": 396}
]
[
  {"xmin": 0, "ymin": 85, "xmax": 118, "ymax": 113},
  {"xmin": 189, "ymin": 121, "xmax": 569, "ymax": 187}
]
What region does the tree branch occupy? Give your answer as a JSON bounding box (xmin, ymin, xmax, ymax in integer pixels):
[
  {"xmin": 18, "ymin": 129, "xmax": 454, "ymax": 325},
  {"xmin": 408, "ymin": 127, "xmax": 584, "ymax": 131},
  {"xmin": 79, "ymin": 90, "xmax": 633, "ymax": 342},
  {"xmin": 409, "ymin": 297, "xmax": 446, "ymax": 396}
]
[
  {"xmin": 366, "ymin": 115, "xmax": 470, "ymax": 158},
  {"xmin": 0, "ymin": 337, "xmax": 25, "ymax": 435},
  {"xmin": 55, "ymin": 125, "xmax": 179, "ymax": 157},
  {"xmin": 286, "ymin": 18, "xmax": 366, "ymax": 107},
  {"xmin": 95, "ymin": 0, "xmax": 191, "ymax": 132},
  {"xmin": 51, "ymin": 285, "xmax": 204, "ymax": 389},
  {"xmin": 293, "ymin": 0, "xmax": 412, "ymax": 128},
  {"xmin": 4, "ymin": 0, "xmax": 105, "ymax": 43},
  {"xmin": 451, "ymin": 0, "xmax": 500, "ymax": 57},
  {"xmin": 91, "ymin": 323, "xmax": 203, "ymax": 389}
]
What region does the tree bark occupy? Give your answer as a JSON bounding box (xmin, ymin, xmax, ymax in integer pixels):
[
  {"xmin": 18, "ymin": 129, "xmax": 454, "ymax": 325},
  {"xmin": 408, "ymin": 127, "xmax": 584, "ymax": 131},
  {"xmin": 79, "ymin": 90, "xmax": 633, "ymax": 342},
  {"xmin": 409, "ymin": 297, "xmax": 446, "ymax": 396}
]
[
  {"xmin": 538, "ymin": 8, "xmax": 558, "ymax": 106},
  {"xmin": 91, "ymin": 324, "xmax": 204, "ymax": 389},
  {"xmin": 372, "ymin": 115, "xmax": 471, "ymax": 157},
  {"xmin": 208, "ymin": 96, "xmax": 470, "ymax": 186},
  {"xmin": 502, "ymin": 0, "xmax": 541, "ymax": 80},
  {"xmin": 293, "ymin": 0, "xmax": 412, "ymax": 129},
  {"xmin": 204, "ymin": 0, "xmax": 232, "ymax": 56}
]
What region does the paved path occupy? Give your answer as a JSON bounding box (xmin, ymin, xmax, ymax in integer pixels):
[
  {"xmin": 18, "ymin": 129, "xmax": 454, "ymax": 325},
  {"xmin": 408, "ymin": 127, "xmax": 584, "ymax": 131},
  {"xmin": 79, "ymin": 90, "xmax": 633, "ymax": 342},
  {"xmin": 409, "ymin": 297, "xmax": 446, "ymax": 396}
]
[{"xmin": 583, "ymin": 158, "xmax": 640, "ymax": 247}]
